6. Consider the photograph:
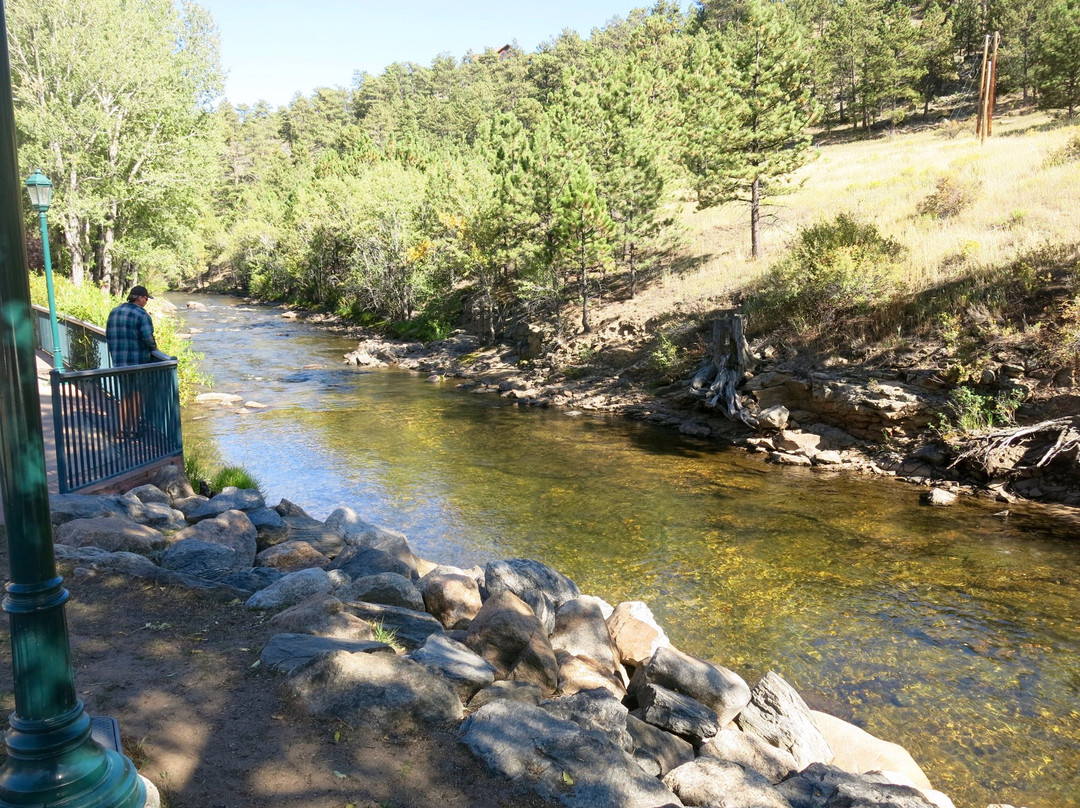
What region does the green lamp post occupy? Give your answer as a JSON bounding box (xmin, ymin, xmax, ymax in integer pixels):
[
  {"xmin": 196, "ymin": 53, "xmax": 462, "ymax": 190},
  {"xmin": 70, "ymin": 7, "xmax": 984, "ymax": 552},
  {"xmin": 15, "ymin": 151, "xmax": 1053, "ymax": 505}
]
[
  {"xmin": 24, "ymin": 169, "xmax": 63, "ymax": 370},
  {"xmin": 0, "ymin": 3, "xmax": 145, "ymax": 807}
]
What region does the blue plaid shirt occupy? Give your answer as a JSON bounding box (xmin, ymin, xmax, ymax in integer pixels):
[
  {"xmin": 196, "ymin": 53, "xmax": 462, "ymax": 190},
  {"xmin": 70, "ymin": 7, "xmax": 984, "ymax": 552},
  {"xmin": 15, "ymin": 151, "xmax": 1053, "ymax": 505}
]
[{"xmin": 106, "ymin": 302, "xmax": 157, "ymax": 366}]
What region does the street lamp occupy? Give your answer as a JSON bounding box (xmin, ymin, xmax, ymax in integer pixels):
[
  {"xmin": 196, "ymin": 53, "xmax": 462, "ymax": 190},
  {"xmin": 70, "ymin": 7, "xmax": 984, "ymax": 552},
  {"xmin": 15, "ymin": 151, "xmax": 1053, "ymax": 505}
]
[{"xmin": 24, "ymin": 168, "xmax": 63, "ymax": 370}]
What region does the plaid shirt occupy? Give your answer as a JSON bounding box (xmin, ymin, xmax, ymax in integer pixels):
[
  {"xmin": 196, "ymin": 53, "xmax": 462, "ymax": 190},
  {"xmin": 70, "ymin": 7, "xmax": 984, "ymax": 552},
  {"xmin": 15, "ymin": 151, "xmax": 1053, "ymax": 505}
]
[{"xmin": 106, "ymin": 302, "xmax": 157, "ymax": 366}]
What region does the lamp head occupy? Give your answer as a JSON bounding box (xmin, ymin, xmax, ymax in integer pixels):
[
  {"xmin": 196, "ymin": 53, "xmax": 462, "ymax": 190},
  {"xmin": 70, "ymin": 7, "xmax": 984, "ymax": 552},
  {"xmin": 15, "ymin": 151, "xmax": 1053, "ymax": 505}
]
[{"xmin": 25, "ymin": 169, "xmax": 53, "ymax": 211}]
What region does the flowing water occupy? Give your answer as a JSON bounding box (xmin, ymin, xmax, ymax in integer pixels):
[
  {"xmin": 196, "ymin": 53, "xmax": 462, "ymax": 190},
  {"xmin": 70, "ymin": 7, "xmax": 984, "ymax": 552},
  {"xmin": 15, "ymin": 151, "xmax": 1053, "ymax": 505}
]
[{"xmin": 173, "ymin": 294, "xmax": 1079, "ymax": 808}]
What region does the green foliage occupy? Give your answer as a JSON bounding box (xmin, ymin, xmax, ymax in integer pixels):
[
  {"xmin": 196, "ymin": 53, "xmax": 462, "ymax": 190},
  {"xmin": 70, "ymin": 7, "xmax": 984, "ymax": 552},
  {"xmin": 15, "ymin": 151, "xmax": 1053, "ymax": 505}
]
[
  {"xmin": 370, "ymin": 620, "xmax": 402, "ymax": 651},
  {"xmin": 1035, "ymin": 0, "xmax": 1080, "ymax": 116},
  {"xmin": 917, "ymin": 173, "xmax": 982, "ymax": 219},
  {"xmin": 650, "ymin": 332, "xmax": 683, "ymax": 377},
  {"xmin": 940, "ymin": 387, "xmax": 1025, "ymax": 435},
  {"xmin": 1045, "ymin": 133, "xmax": 1080, "ymax": 166},
  {"xmin": 211, "ymin": 466, "xmax": 262, "ymax": 492},
  {"xmin": 747, "ymin": 214, "xmax": 905, "ymax": 333},
  {"xmin": 183, "ymin": 449, "xmax": 262, "ymax": 494}
]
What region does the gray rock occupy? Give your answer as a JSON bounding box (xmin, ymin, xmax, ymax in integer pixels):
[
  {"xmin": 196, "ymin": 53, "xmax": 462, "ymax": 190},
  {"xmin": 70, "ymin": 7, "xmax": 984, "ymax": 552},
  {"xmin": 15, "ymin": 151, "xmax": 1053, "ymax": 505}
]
[
  {"xmin": 255, "ymin": 540, "xmax": 330, "ymax": 572},
  {"xmin": 131, "ymin": 501, "xmax": 187, "ymax": 532},
  {"xmin": 758, "ymin": 405, "xmax": 790, "ymax": 431},
  {"xmin": 468, "ymin": 680, "xmax": 544, "ymax": 710},
  {"xmin": 700, "ymin": 727, "xmax": 799, "ymax": 783},
  {"xmin": 169, "ymin": 509, "xmax": 258, "ymax": 568},
  {"xmin": 625, "ymin": 713, "xmax": 695, "ymax": 777},
  {"xmin": 220, "ymin": 567, "xmax": 283, "ymax": 593},
  {"xmin": 161, "ymin": 539, "xmax": 244, "ymax": 580},
  {"xmin": 461, "ymin": 700, "xmax": 683, "ymax": 808},
  {"xmin": 274, "ymin": 498, "xmax": 310, "ymax": 518},
  {"xmin": 185, "ymin": 486, "xmax": 266, "ymax": 521},
  {"xmin": 127, "ymin": 484, "xmax": 170, "ymax": 505},
  {"xmin": 268, "ymin": 594, "xmax": 376, "ymax": 641},
  {"xmin": 541, "ymin": 688, "xmax": 633, "ymax": 752},
  {"xmin": 151, "ymin": 464, "xmax": 195, "ymax": 501},
  {"xmin": 410, "ymin": 634, "xmax": 496, "ymax": 702},
  {"xmin": 337, "ymin": 572, "xmax": 424, "ymax": 611},
  {"xmin": 420, "ymin": 570, "xmax": 483, "ymax": 629},
  {"xmin": 328, "ymin": 545, "xmax": 418, "ymax": 581},
  {"xmin": 556, "ymin": 650, "xmax": 627, "ymax": 700},
  {"xmin": 245, "ymin": 568, "xmax": 334, "ymax": 610},
  {"xmin": 607, "ymin": 601, "xmax": 671, "ymax": 667},
  {"xmin": 636, "ymin": 683, "xmax": 719, "ymax": 743},
  {"xmin": 778, "ymin": 763, "xmax": 936, "ymax": 808},
  {"xmin": 920, "ymin": 488, "xmax": 957, "ymax": 507},
  {"xmin": 465, "ymin": 591, "xmax": 558, "ymax": 695},
  {"xmin": 171, "ymin": 495, "xmax": 210, "ymax": 520},
  {"xmin": 248, "ymin": 506, "xmax": 289, "ymax": 547},
  {"xmin": 484, "ymin": 558, "xmax": 581, "ymax": 623},
  {"xmin": 551, "ymin": 596, "xmax": 621, "ymax": 676},
  {"xmin": 324, "ymin": 506, "xmax": 412, "ymax": 553},
  {"xmin": 343, "ymin": 601, "xmax": 445, "ymax": 651},
  {"xmin": 259, "ymin": 632, "xmax": 393, "ymax": 674},
  {"xmin": 285, "ymin": 650, "xmax": 464, "ymax": 727},
  {"xmin": 663, "ymin": 756, "xmax": 790, "ymax": 808},
  {"xmin": 630, "ymin": 645, "xmax": 750, "ymax": 727},
  {"xmin": 737, "ymin": 671, "xmax": 834, "ymax": 769},
  {"xmin": 282, "ymin": 514, "xmax": 347, "ymax": 557},
  {"xmin": 56, "ymin": 516, "xmax": 166, "ymax": 554},
  {"xmin": 49, "ymin": 494, "xmax": 128, "ymax": 525}
]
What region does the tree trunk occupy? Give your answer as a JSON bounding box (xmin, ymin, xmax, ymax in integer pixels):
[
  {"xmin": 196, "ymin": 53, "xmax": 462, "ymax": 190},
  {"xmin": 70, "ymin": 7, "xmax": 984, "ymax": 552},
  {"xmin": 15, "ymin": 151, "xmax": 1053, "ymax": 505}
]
[
  {"xmin": 750, "ymin": 178, "xmax": 761, "ymax": 260},
  {"xmin": 580, "ymin": 232, "xmax": 590, "ymax": 334},
  {"xmin": 629, "ymin": 241, "xmax": 637, "ymax": 299},
  {"xmin": 690, "ymin": 314, "xmax": 756, "ymax": 426},
  {"xmin": 62, "ymin": 210, "xmax": 85, "ymax": 286}
]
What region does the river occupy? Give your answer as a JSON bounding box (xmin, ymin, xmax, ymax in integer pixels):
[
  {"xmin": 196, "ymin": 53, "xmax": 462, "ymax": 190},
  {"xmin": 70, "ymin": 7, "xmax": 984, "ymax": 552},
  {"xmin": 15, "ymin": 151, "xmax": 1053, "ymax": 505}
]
[{"xmin": 173, "ymin": 293, "xmax": 1079, "ymax": 808}]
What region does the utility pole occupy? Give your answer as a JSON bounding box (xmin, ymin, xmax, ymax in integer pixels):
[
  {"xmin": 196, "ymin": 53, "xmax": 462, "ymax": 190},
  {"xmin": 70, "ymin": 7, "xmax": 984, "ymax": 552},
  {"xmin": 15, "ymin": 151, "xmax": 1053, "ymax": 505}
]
[
  {"xmin": 976, "ymin": 32, "xmax": 1001, "ymax": 143},
  {"xmin": 0, "ymin": 3, "xmax": 145, "ymax": 806}
]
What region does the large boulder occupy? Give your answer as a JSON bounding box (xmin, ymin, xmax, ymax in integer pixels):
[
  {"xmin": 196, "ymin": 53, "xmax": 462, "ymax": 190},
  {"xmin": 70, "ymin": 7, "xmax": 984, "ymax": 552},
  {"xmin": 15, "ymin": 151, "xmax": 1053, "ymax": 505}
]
[
  {"xmin": 736, "ymin": 671, "xmax": 834, "ymax": 769},
  {"xmin": 151, "ymin": 464, "xmax": 195, "ymax": 501},
  {"xmin": 777, "ymin": 763, "xmax": 938, "ymax": 808},
  {"xmin": 625, "ymin": 713, "xmax": 695, "ymax": 777},
  {"xmin": 540, "ymin": 688, "xmax": 633, "ymax": 753},
  {"xmin": 550, "ymin": 597, "xmax": 621, "ymax": 679},
  {"xmin": 484, "ymin": 558, "xmax": 581, "ymax": 630},
  {"xmin": 49, "ymin": 494, "xmax": 129, "ymax": 526},
  {"xmin": 635, "ymin": 683, "xmax": 718, "ymax": 744},
  {"xmin": 606, "ymin": 601, "xmax": 670, "ymax": 667},
  {"xmin": 630, "ymin": 645, "xmax": 750, "ymax": 727},
  {"xmin": 220, "ymin": 567, "xmax": 282, "ymax": 593},
  {"xmin": 324, "ymin": 507, "xmax": 412, "ymax": 552},
  {"xmin": 468, "ymin": 680, "xmax": 544, "ymax": 711},
  {"xmin": 409, "ymin": 634, "xmax": 496, "ymax": 702},
  {"xmin": 161, "ymin": 539, "xmax": 245, "ymax": 580},
  {"xmin": 255, "ymin": 541, "xmax": 330, "ymax": 572},
  {"xmin": 420, "ymin": 570, "xmax": 483, "ymax": 629},
  {"xmin": 182, "ymin": 487, "xmax": 266, "ymax": 522},
  {"xmin": 285, "ymin": 650, "xmax": 464, "ymax": 728},
  {"xmin": 663, "ymin": 756, "xmax": 790, "ymax": 808},
  {"xmin": 464, "ymin": 591, "xmax": 558, "ymax": 695},
  {"xmin": 329, "ymin": 545, "xmax": 418, "ymax": 581},
  {"xmin": 56, "ymin": 516, "xmax": 165, "ymax": 555},
  {"xmin": 342, "ymin": 601, "xmax": 445, "ymax": 651},
  {"xmin": 259, "ymin": 632, "xmax": 393, "ymax": 674},
  {"xmin": 461, "ymin": 699, "xmax": 683, "ymax": 808},
  {"xmin": 337, "ymin": 572, "xmax": 424, "ymax": 611},
  {"xmin": 556, "ymin": 651, "xmax": 627, "ymax": 700},
  {"xmin": 55, "ymin": 546, "xmax": 249, "ymax": 601},
  {"xmin": 169, "ymin": 509, "xmax": 257, "ymax": 568},
  {"xmin": 699, "ymin": 727, "xmax": 799, "ymax": 784},
  {"xmin": 248, "ymin": 507, "xmax": 289, "ymax": 548},
  {"xmin": 811, "ymin": 711, "xmax": 932, "ymax": 791},
  {"xmin": 245, "ymin": 568, "xmax": 334, "ymax": 610},
  {"xmin": 281, "ymin": 514, "xmax": 347, "ymax": 557},
  {"xmin": 268, "ymin": 594, "xmax": 376, "ymax": 641}
]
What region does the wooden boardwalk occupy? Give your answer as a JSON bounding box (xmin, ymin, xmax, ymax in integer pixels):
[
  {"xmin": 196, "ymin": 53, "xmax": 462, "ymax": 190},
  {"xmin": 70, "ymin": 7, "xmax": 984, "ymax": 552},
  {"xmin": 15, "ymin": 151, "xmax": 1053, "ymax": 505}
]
[{"xmin": 0, "ymin": 352, "xmax": 60, "ymax": 526}]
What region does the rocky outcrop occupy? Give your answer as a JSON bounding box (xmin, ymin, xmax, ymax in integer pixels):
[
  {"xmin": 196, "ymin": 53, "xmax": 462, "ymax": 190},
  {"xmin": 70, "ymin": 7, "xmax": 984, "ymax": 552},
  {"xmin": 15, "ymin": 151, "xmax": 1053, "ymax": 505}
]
[{"xmin": 50, "ymin": 486, "xmax": 964, "ymax": 808}]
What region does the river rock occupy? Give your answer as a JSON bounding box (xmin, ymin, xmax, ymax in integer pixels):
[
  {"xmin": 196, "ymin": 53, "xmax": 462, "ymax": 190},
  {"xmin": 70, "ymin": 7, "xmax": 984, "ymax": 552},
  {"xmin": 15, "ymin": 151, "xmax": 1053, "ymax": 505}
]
[
  {"xmin": 409, "ymin": 634, "xmax": 496, "ymax": 702},
  {"xmin": 625, "ymin": 713, "xmax": 695, "ymax": 777},
  {"xmin": 337, "ymin": 572, "xmax": 424, "ymax": 611},
  {"xmin": 541, "ymin": 688, "xmax": 633, "ymax": 752},
  {"xmin": 259, "ymin": 632, "xmax": 393, "ymax": 674},
  {"xmin": 811, "ymin": 710, "xmax": 932, "ymax": 790},
  {"xmin": 268, "ymin": 593, "xmax": 376, "ymax": 641},
  {"xmin": 551, "ymin": 596, "xmax": 622, "ymax": 679},
  {"xmin": 329, "ymin": 545, "xmax": 419, "ymax": 581},
  {"xmin": 245, "ymin": 567, "xmax": 334, "ymax": 610},
  {"xmin": 465, "ymin": 591, "xmax": 559, "ymax": 695},
  {"xmin": 484, "ymin": 558, "xmax": 581, "ymax": 618},
  {"xmin": 255, "ymin": 540, "xmax": 330, "ymax": 572},
  {"xmin": 248, "ymin": 506, "xmax": 289, "ymax": 547},
  {"xmin": 49, "ymin": 493, "xmax": 129, "ymax": 525},
  {"xmin": 630, "ymin": 645, "xmax": 750, "ymax": 728},
  {"xmin": 151, "ymin": 464, "xmax": 195, "ymax": 500},
  {"xmin": 161, "ymin": 539, "xmax": 244, "ymax": 580},
  {"xmin": 281, "ymin": 515, "xmax": 347, "ymax": 557},
  {"xmin": 758, "ymin": 405, "xmax": 790, "ymax": 431},
  {"xmin": 170, "ymin": 495, "xmax": 209, "ymax": 520},
  {"xmin": 127, "ymin": 484, "xmax": 170, "ymax": 506},
  {"xmin": 220, "ymin": 567, "xmax": 283, "ymax": 593},
  {"xmin": 635, "ymin": 683, "xmax": 718, "ymax": 743},
  {"xmin": 606, "ymin": 601, "xmax": 671, "ymax": 667},
  {"xmin": 460, "ymin": 699, "xmax": 683, "ymax": 808},
  {"xmin": 56, "ymin": 516, "xmax": 166, "ymax": 554},
  {"xmin": 183, "ymin": 487, "xmax": 266, "ymax": 522},
  {"xmin": 737, "ymin": 671, "xmax": 834, "ymax": 769},
  {"xmin": 324, "ymin": 506, "xmax": 412, "ymax": 552},
  {"xmin": 556, "ymin": 651, "xmax": 627, "ymax": 699},
  {"xmin": 663, "ymin": 756, "xmax": 790, "ymax": 808},
  {"xmin": 920, "ymin": 488, "xmax": 957, "ymax": 507},
  {"xmin": 169, "ymin": 509, "xmax": 257, "ymax": 568},
  {"xmin": 285, "ymin": 650, "xmax": 463, "ymax": 728},
  {"xmin": 343, "ymin": 601, "xmax": 445, "ymax": 651},
  {"xmin": 699, "ymin": 727, "xmax": 799, "ymax": 783},
  {"xmin": 777, "ymin": 762, "xmax": 937, "ymax": 808},
  {"xmin": 468, "ymin": 680, "xmax": 544, "ymax": 710},
  {"xmin": 194, "ymin": 392, "xmax": 242, "ymax": 405},
  {"xmin": 420, "ymin": 570, "xmax": 483, "ymax": 629},
  {"xmin": 274, "ymin": 498, "xmax": 311, "ymax": 518}
]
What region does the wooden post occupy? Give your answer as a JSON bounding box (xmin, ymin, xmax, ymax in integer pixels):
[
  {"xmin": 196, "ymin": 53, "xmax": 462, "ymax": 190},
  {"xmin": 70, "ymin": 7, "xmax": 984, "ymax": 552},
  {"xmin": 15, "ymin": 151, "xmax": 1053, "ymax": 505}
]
[
  {"xmin": 987, "ymin": 32, "xmax": 1000, "ymax": 136},
  {"xmin": 976, "ymin": 34, "xmax": 990, "ymax": 141}
]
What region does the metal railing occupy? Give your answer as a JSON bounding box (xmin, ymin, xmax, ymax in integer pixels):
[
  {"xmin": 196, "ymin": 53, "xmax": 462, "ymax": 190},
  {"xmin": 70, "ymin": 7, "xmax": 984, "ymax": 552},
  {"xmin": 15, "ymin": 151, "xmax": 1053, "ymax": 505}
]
[{"xmin": 31, "ymin": 306, "xmax": 183, "ymax": 493}]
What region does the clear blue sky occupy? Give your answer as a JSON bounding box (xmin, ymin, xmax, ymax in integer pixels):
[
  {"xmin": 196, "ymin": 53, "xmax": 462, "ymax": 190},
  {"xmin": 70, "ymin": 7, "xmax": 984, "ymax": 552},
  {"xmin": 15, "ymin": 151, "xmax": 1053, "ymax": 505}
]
[{"xmin": 198, "ymin": 0, "xmax": 649, "ymax": 108}]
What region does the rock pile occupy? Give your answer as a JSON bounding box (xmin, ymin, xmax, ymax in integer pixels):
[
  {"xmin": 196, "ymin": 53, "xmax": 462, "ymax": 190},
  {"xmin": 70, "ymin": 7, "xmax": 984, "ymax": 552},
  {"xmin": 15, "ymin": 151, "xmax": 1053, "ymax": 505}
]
[{"xmin": 51, "ymin": 466, "xmax": 1010, "ymax": 808}]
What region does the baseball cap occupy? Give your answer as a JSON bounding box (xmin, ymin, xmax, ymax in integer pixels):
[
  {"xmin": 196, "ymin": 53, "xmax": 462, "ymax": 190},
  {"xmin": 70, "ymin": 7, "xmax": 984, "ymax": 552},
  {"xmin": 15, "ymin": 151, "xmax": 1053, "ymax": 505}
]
[{"xmin": 128, "ymin": 285, "xmax": 153, "ymax": 301}]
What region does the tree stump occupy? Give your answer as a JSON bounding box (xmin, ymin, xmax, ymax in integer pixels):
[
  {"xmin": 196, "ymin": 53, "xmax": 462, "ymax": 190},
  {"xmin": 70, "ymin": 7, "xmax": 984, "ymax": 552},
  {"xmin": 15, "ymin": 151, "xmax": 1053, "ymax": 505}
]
[{"xmin": 690, "ymin": 315, "xmax": 757, "ymax": 427}]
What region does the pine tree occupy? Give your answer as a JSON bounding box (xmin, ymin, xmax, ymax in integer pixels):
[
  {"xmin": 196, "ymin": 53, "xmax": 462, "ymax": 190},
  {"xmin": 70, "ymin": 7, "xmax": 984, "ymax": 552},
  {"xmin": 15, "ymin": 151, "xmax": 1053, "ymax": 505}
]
[
  {"xmin": 553, "ymin": 163, "xmax": 615, "ymax": 333},
  {"xmin": 1035, "ymin": 0, "xmax": 1080, "ymax": 117},
  {"xmin": 681, "ymin": 0, "xmax": 819, "ymax": 259}
]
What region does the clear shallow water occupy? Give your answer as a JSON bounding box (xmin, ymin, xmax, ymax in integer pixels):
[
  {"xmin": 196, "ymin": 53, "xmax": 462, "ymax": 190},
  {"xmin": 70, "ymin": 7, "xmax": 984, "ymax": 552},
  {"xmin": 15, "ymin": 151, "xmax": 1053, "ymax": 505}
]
[{"xmin": 174, "ymin": 294, "xmax": 1080, "ymax": 808}]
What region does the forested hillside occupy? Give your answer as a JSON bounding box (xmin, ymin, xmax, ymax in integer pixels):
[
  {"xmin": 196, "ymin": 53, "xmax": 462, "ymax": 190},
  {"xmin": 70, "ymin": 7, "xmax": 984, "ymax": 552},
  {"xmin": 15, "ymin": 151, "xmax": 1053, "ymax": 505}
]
[{"xmin": 9, "ymin": 0, "xmax": 1080, "ymax": 355}]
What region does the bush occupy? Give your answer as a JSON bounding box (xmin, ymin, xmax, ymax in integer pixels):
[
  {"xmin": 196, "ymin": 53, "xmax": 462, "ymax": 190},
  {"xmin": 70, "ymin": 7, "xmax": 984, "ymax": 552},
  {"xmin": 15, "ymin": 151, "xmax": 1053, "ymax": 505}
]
[
  {"xmin": 940, "ymin": 386, "xmax": 1025, "ymax": 435},
  {"xmin": 746, "ymin": 214, "xmax": 905, "ymax": 334},
  {"xmin": 917, "ymin": 173, "xmax": 981, "ymax": 219},
  {"xmin": 1045, "ymin": 133, "xmax": 1080, "ymax": 167}
]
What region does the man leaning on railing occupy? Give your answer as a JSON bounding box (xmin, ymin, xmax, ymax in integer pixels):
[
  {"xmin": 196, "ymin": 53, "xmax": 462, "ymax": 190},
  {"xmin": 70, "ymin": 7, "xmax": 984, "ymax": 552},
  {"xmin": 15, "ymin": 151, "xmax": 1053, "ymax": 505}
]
[{"xmin": 105, "ymin": 285, "xmax": 157, "ymax": 438}]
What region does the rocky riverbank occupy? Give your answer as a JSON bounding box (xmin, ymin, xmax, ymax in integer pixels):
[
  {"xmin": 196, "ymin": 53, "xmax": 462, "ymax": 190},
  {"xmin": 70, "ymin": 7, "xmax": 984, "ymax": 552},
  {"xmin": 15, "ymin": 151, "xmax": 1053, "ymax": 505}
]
[{"xmin": 47, "ymin": 466, "xmax": 1035, "ymax": 808}]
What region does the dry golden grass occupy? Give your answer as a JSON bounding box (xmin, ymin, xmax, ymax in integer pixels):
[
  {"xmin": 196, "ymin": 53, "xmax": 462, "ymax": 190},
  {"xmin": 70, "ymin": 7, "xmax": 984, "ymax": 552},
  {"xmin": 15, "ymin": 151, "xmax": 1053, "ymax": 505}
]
[{"xmin": 652, "ymin": 108, "xmax": 1080, "ymax": 314}]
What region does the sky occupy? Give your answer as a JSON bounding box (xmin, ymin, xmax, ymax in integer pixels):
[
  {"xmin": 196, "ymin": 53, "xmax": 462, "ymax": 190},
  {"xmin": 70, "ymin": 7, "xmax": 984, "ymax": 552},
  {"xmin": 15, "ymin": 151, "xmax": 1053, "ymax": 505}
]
[{"xmin": 198, "ymin": 0, "xmax": 647, "ymax": 109}]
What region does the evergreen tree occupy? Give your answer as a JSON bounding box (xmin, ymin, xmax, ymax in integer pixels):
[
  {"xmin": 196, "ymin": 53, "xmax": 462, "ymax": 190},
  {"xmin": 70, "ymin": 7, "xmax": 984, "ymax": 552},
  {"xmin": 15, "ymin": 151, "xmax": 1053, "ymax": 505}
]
[
  {"xmin": 917, "ymin": 3, "xmax": 958, "ymax": 116},
  {"xmin": 553, "ymin": 163, "xmax": 615, "ymax": 333},
  {"xmin": 681, "ymin": 0, "xmax": 819, "ymax": 259},
  {"xmin": 1034, "ymin": 0, "xmax": 1080, "ymax": 116}
]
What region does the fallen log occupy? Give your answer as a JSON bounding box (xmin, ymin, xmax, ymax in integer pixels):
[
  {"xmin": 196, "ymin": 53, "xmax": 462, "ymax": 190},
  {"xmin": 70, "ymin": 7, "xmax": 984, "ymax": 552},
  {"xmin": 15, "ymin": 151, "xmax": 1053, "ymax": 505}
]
[{"xmin": 950, "ymin": 416, "xmax": 1080, "ymax": 478}]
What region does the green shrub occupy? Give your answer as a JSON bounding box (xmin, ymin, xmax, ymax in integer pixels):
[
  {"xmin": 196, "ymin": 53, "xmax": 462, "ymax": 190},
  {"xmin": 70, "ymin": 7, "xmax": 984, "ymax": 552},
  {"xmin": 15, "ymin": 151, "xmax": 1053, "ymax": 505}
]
[
  {"xmin": 746, "ymin": 214, "xmax": 905, "ymax": 334},
  {"xmin": 940, "ymin": 386, "xmax": 1025, "ymax": 435},
  {"xmin": 917, "ymin": 173, "xmax": 981, "ymax": 219},
  {"xmin": 1045, "ymin": 133, "xmax": 1080, "ymax": 167},
  {"xmin": 211, "ymin": 465, "xmax": 261, "ymax": 492}
]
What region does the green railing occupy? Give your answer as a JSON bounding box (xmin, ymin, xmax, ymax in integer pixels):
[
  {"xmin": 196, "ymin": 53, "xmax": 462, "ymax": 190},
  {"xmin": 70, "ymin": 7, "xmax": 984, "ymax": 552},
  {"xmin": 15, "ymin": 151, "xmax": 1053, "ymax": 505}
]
[{"xmin": 30, "ymin": 306, "xmax": 183, "ymax": 493}]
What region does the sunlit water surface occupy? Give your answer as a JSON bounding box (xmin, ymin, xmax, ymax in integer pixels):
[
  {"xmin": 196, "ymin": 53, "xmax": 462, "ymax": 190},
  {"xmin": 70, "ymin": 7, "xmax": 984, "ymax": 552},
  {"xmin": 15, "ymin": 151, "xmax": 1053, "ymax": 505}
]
[{"xmin": 174, "ymin": 294, "xmax": 1079, "ymax": 808}]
